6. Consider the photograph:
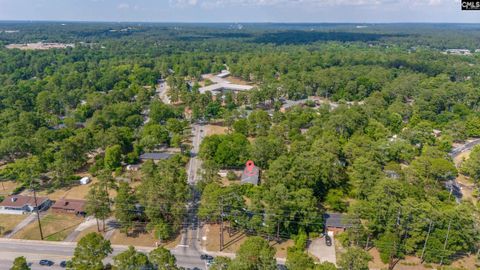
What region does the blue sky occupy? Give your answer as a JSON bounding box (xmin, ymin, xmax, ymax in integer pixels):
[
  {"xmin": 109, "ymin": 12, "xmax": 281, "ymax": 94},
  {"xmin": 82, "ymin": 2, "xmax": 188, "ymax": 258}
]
[{"xmin": 0, "ymin": 0, "xmax": 478, "ymax": 23}]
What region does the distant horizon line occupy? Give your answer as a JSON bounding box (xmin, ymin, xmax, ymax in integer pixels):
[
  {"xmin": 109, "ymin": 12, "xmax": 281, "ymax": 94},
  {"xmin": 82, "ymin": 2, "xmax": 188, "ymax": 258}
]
[{"xmin": 0, "ymin": 20, "xmax": 479, "ymax": 25}]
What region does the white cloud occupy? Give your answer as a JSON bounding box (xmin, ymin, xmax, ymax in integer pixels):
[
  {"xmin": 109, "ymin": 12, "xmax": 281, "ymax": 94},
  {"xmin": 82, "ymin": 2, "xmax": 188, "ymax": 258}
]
[
  {"xmin": 170, "ymin": 0, "xmax": 199, "ymax": 6},
  {"xmin": 117, "ymin": 3, "xmax": 130, "ymax": 9}
]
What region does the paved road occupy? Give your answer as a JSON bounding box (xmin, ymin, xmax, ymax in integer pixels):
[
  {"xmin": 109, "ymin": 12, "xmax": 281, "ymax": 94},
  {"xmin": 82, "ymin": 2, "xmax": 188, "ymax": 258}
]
[
  {"xmin": 171, "ymin": 123, "xmax": 206, "ymax": 269},
  {"xmin": 449, "ymin": 138, "xmax": 480, "ymax": 159},
  {"xmin": 0, "ymin": 239, "xmax": 205, "ymax": 270}
]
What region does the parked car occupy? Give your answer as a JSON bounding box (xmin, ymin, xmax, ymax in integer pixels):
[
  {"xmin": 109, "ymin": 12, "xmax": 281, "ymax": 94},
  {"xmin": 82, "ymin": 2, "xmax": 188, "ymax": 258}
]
[
  {"xmin": 200, "ymin": 254, "xmax": 208, "ymax": 260},
  {"xmin": 205, "ymin": 255, "xmax": 214, "ymax": 261},
  {"xmin": 39, "ymin": 260, "xmax": 54, "ymax": 266},
  {"xmin": 59, "ymin": 261, "xmax": 67, "ymax": 268},
  {"xmin": 325, "ymin": 235, "xmax": 332, "ymax": 246}
]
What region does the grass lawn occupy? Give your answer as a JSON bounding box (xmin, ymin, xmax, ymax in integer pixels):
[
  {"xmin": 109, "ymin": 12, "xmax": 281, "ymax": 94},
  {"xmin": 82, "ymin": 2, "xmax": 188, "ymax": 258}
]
[
  {"xmin": 205, "ymin": 124, "xmax": 228, "ymax": 136},
  {"xmin": 14, "ymin": 213, "xmax": 83, "ymax": 241},
  {"xmin": 110, "ymin": 228, "xmax": 181, "ymax": 248},
  {"xmin": 202, "ymin": 224, "xmax": 293, "ymax": 258},
  {"xmin": 0, "ymin": 214, "xmax": 28, "ymax": 236},
  {"xmin": 74, "ymin": 224, "xmax": 100, "ymax": 241},
  {"xmin": 0, "ymin": 181, "xmax": 18, "ymax": 196},
  {"xmin": 24, "ymin": 174, "xmax": 117, "ymax": 201}
]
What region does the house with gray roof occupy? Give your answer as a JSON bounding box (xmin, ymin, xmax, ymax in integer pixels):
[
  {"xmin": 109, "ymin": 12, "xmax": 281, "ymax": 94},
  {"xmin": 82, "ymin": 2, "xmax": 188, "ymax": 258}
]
[{"xmin": 139, "ymin": 152, "xmax": 173, "ymax": 162}]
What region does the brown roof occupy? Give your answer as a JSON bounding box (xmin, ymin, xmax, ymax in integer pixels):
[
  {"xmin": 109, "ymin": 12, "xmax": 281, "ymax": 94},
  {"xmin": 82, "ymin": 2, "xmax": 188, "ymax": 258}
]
[
  {"xmin": 0, "ymin": 195, "xmax": 49, "ymax": 208},
  {"xmin": 51, "ymin": 199, "xmax": 86, "ymax": 212}
]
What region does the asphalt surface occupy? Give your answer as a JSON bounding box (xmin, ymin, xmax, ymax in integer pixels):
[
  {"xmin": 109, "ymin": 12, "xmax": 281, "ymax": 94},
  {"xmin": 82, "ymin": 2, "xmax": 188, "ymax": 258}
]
[
  {"xmin": 0, "ymin": 124, "xmax": 208, "ymax": 270},
  {"xmin": 0, "ymin": 239, "xmax": 206, "ymax": 270},
  {"xmin": 449, "ymin": 138, "xmax": 480, "ymax": 158},
  {"xmin": 171, "ymin": 123, "xmax": 206, "ymax": 269}
]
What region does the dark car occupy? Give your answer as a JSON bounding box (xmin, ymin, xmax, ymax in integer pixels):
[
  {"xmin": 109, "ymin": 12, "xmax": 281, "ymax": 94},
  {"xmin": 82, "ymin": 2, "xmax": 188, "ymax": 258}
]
[
  {"xmin": 39, "ymin": 260, "xmax": 54, "ymax": 266},
  {"xmin": 205, "ymin": 255, "xmax": 214, "ymax": 261},
  {"xmin": 200, "ymin": 254, "xmax": 208, "ymax": 260},
  {"xmin": 60, "ymin": 261, "xmax": 67, "ymax": 268},
  {"xmin": 325, "ymin": 235, "xmax": 332, "ymax": 246}
]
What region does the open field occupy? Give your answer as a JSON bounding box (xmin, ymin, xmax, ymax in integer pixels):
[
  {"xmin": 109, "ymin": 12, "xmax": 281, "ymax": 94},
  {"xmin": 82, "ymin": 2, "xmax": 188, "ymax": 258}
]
[
  {"xmin": 22, "ymin": 172, "xmax": 119, "ymax": 201},
  {"xmin": 202, "ymin": 224, "xmax": 293, "ymax": 258},
  {"xmin": 0, "ymin": 214, "xmax": 28, "ymax": 236},
  {"xmin": 13, "ymin": 213, "xmax": 83, "ymax": 241},
  {"xmin": 205, "ymin": 124, "xmax": 228, "ymax": 136}
]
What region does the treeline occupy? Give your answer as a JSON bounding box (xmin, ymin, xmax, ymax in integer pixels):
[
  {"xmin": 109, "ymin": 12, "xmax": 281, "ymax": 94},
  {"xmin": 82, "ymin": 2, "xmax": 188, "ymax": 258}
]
[{"xmin": 198, "ymin": 89, "xmax": 480, "ymax": 265}]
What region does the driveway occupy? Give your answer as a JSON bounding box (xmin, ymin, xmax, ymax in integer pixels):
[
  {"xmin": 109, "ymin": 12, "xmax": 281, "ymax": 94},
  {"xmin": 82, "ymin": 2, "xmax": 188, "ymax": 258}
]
[
  {"xmin": 307, "ymin": 233, "xmax": 337, "ymax": 265},
  {"xmin": 64, "ymin": 216, "xmax": 97, "ymax": 242}
]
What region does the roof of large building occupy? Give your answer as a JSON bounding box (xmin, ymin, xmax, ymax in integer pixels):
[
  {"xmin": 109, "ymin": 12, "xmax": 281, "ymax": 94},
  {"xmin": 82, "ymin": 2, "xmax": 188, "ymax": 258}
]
[
  {"xmin": 52, "ymin": 199, "xmax": 86, "ymax": 213},
  {"xmin": 324, "ymin": 212, "xmax": 354, "ymax": 229},
  {"xmin": 241, "ymin": 160, "xmax": 260, "ymax": 185},
  {"xmin": 199, "ymin": 83, "xmax": 254, "ymax": 94},
  {"xmin": 0, "ymin": 195, "xmax": 49, "ymax": 208},
  {"xmin": 139, "ymin": 152, "xmax": 173, "ymax": 160}
]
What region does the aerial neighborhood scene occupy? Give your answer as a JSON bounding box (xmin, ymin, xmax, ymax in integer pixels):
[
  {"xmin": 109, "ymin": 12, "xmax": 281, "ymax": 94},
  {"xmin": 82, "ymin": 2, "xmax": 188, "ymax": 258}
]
[{"xmin": 0, "ymin": 1, "xmax": 479, "ymax": 270}]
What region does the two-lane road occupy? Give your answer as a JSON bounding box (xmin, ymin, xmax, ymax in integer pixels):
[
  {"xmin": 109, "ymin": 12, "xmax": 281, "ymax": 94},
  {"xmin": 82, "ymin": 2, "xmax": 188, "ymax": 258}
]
[{"xmin": 0, "ymin": 239, "xmax": 205, "ymax": 269}]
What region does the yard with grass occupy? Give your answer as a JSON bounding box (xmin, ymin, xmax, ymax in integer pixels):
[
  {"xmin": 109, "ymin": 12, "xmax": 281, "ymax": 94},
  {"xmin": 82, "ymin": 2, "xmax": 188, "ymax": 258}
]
[
  {"xmin": 0, "ymin": 181, "xmax": 18, "ymax": 196},
  {"xmin": 13, "ymin": 213, "xmax": 83, "ymax": 241},
  {"xmin": 0, "ymin": 214, "xmax": 27, "ymax": 236},
  {"xmin": 22, "ymin": 173, "xmax": 118, "ymax": 201},
  {"xmin": 205, "ymin": 124, "xmax": 228, "ymax": 136},
  {"xmin": 202, "ymin": 224, "xmax": 293, "ymax": 258},
  {"xmin": 110, "ymin": 228, "xmax": 181, "ymax": 248}
]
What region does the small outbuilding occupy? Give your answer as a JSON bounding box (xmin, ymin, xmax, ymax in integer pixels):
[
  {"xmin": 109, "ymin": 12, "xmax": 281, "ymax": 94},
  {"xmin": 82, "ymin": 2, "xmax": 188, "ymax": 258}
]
[
  {"xmin": 126, "ymin": 164, "xmax": 141, "ymax": 171},
  {"xmin": 79, "ymin": 176, "xmax": 91, "ymax": 185}
]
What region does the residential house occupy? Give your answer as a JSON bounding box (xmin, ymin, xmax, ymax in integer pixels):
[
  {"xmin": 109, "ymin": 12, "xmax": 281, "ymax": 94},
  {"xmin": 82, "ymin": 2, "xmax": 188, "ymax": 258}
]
[
  {"xmin": 0, "ymin": 195, "xmax": 50, "ymax": 215},
  {"xmin": 51, "ymin": 199, "xmax": 86, "ymax": 217},
  {"xmin": 139, "ymin": 152, "xmax": 173, "ymax": 162},
  {"xmin": 240, "ymin": 160, "xmax": 260, "ymax": 185},
  {"xmin": 324, "ymin": 212, "xmax": 354, "ymax": 234}
]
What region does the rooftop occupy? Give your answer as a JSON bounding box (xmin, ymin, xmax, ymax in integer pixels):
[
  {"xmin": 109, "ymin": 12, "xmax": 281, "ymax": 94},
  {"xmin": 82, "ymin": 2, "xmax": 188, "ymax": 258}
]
[
  {"xmin": 0, "ymin": 195, "xmax": 49, "ymax": 208},
  {"xmin": 324, "ymin": 212, "xmax": 354, "ymax": 229},
  {"xmin": 139, "ymin": 152, "xmax": 173, "ymax": 160},
  {"xmin": 51, "ymin": 199, "xmax": 86, "ymax": 212},
  {"xmin": 199, "ymin": 82, "xmax": 254, "ymax": 94},
  {"xmin": 240, "ymin": 160, "xmax": 260, "ymax": 185}
]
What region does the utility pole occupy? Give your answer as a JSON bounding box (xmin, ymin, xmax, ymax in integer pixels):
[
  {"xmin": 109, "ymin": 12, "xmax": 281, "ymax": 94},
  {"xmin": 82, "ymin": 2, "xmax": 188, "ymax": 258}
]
[
  {"xmin": 440, "ymin": 219, "xmax": 452, "ymax": 266},
  {"xmin": 388, "ymin": 208, "xmax": 402, "ymax": 270},
  {"xmin": 219, "ymin": 197, "xmax": 224, "ymax": 251},
  {"xmin": 32, "ymin": 183, "xmax": 44, "ymax": 240},
  {"xmin": 421, "ymin": 220, "xmax": 434, "ymax": 262}
]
